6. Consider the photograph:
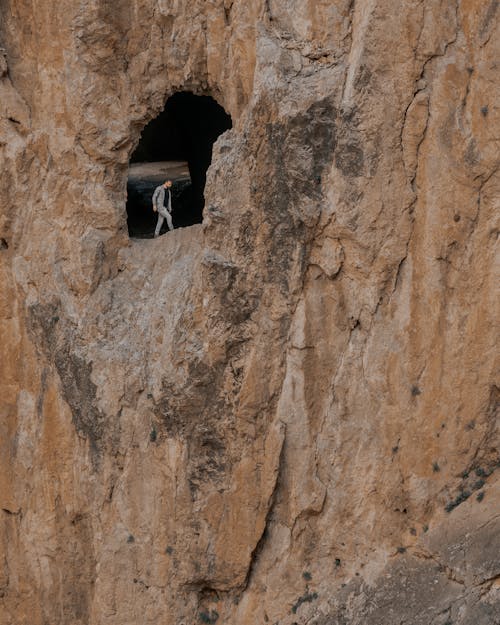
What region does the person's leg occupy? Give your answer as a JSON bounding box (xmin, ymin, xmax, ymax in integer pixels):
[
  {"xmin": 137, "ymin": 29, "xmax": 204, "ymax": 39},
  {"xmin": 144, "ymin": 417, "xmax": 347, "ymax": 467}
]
[
  {"xmin": 154, "ymin": 213, "xmax": 164, "ymax": 237},
  {"xmin": 165, "ymin": 211, "xmax": 174, "ymax": 231}
]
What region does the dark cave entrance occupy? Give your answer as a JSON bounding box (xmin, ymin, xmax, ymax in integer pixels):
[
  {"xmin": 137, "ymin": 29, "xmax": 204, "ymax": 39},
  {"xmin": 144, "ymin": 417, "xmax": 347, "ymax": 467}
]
[{"xmin": 126, "ymin": 92, "xmax": 232, "ymax": 238}]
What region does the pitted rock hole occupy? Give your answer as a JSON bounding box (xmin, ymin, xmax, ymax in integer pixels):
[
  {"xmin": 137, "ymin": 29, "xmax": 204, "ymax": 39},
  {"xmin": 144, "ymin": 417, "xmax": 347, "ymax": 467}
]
[{"xmin": 126, "ymin": 92, "xmax": 232, "ymax": 238}]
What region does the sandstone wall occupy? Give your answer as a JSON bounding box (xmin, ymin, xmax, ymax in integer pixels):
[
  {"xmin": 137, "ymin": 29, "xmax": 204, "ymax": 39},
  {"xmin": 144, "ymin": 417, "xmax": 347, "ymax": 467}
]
[{"xmin": 0, "ymin": 1, "xmax": 499, "ymax": 624}]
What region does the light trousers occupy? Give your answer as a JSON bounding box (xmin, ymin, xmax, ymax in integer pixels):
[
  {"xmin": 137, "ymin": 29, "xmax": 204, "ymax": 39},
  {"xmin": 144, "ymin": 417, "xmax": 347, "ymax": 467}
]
[{"xmin": 154, "ymin": 209, "xmax": 173, "ymax": 237}]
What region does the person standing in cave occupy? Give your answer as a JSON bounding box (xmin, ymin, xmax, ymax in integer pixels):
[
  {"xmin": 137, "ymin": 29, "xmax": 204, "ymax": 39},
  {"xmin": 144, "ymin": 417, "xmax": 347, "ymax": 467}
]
[{"xmin": 152, "ymin": 180, "xmax": 174, "ymax": 237}]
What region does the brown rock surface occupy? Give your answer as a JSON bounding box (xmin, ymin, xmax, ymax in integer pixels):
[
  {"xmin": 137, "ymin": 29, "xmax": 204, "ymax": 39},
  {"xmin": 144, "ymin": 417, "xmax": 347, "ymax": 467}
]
[{"xmin": 0, "ymin": 1, "xmax": 499, "ymax": 624}]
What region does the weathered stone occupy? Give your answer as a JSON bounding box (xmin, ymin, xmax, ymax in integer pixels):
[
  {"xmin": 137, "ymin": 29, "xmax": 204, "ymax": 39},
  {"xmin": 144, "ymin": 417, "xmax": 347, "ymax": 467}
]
[
  {"xmin": 0, "ymin": 48, "xmax": 7, "ymax": 77},
  {"xmin": 0, "ymin": 1, "xmax": 499, "ymax": 624}
]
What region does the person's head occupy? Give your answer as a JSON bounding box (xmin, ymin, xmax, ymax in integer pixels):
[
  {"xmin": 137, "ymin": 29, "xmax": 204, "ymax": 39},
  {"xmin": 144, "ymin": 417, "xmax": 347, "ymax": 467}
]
[{"xmin": 163, "ymin": 180, "xmax": 172, "ymax": 188}]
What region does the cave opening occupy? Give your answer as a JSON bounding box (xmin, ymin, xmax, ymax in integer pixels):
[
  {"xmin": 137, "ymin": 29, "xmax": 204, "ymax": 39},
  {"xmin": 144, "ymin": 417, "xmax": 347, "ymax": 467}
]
[{"xmin": 126, "ymin": 92, "xmax": 232, "ymax": 238}]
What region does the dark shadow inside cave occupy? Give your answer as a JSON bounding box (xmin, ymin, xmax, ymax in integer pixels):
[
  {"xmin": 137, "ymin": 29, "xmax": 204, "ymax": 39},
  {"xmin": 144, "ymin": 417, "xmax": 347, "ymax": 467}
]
[{"xmin": 126, "ymin": 92, "xmax": 232, "ymax": 238}]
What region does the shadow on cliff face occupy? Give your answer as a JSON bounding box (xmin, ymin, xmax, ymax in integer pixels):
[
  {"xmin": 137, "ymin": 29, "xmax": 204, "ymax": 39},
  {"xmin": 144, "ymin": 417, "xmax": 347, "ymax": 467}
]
[
  {"xmin": 27, "ymin": 301, "xmax": 106, "ymax": 464},
  {"xmin": 127, "ymin": 92, "xmax": 232, "ymax": 238}
]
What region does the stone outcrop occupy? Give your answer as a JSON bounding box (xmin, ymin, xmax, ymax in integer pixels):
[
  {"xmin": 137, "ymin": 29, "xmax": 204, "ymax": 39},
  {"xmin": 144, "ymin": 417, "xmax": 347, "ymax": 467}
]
[{"xmin": 0, "ymin": 1, "xmax": 498, "ymax": 624}]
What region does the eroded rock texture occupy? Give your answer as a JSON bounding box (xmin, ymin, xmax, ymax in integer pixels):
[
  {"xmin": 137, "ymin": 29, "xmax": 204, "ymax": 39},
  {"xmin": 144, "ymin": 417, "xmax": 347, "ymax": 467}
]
[{"xmin": 0, "ymin": 1, "xmax": 499, "ymax": 624}]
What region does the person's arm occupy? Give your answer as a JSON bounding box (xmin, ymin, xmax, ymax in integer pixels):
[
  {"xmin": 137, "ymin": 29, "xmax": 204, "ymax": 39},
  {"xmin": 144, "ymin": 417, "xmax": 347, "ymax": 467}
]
[{"xmin": 152, "ymin": 187, "xmax": 160, "ymax": 211}]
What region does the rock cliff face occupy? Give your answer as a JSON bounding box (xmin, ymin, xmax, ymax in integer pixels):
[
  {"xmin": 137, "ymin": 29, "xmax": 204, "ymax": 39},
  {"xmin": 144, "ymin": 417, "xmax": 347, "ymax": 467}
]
[{"xmin": 0, "ymin": 1, "xmax": 499, "ymax": 624}]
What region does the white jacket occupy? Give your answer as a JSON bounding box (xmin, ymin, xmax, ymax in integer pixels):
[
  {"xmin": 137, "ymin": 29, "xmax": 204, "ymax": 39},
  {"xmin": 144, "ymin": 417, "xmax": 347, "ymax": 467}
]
[{"xmin": 152, "ymin": 185, "xmax": 172, "ymax": 213}]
